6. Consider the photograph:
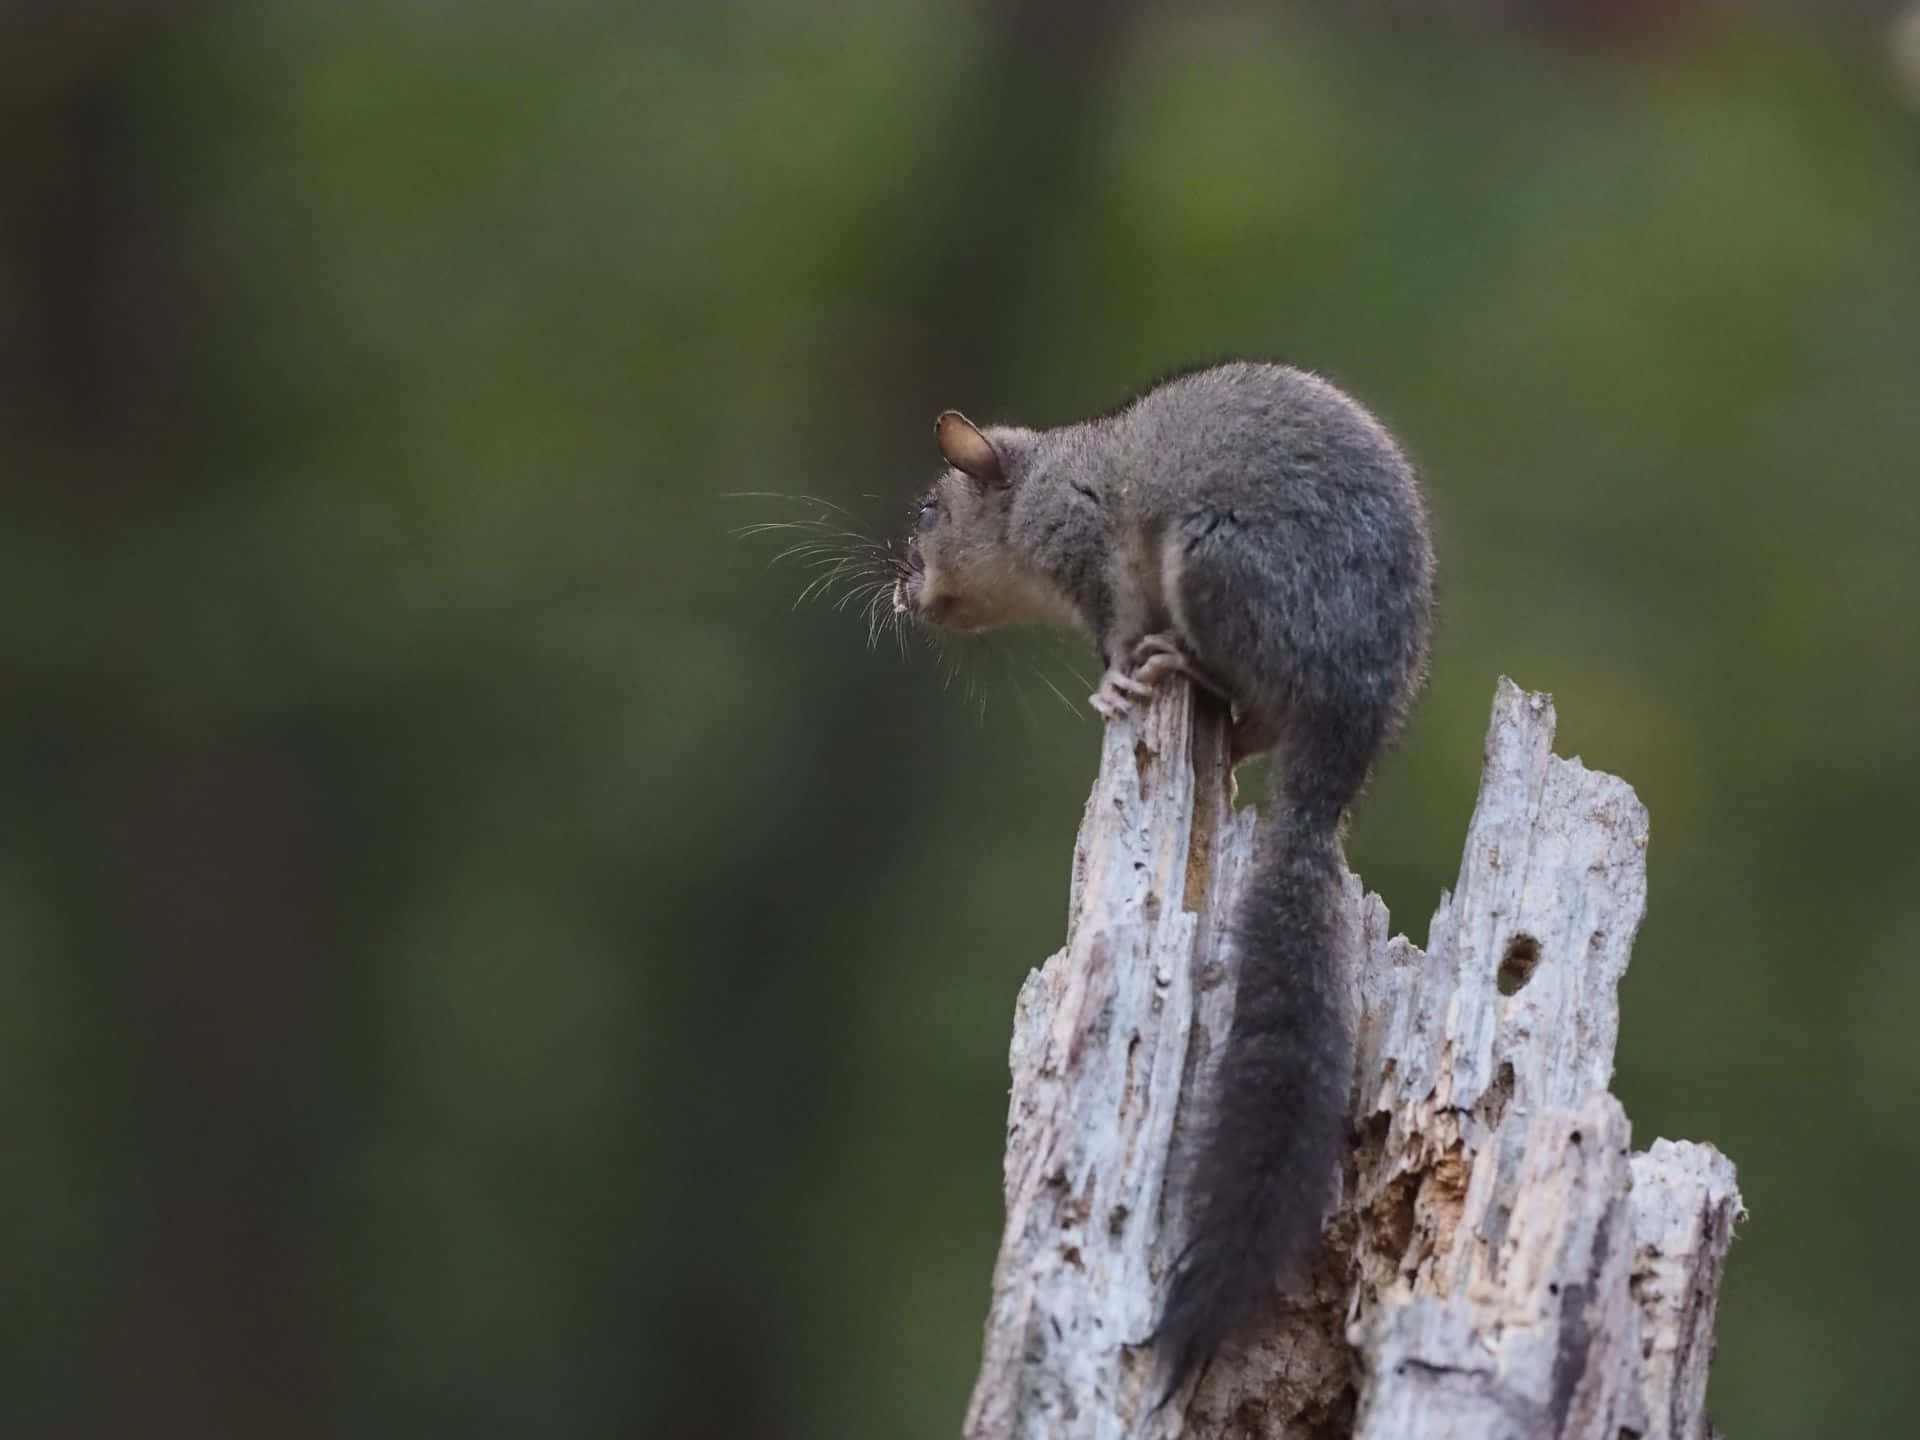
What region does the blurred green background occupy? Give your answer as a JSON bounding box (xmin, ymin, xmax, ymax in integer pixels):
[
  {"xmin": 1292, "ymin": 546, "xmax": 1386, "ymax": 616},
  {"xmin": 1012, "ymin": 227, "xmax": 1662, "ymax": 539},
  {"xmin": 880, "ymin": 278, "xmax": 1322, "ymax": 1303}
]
[{"xmin": 4, "ymin": 1, "xmax": 1917, "ymax": 1436}]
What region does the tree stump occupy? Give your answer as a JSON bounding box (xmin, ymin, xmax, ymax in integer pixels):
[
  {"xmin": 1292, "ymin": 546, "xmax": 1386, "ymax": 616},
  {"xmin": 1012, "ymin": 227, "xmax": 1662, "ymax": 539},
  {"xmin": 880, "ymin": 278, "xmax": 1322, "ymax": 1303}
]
[{"xmin": 964, "ymin": 677, "xmax": 1742, "ymax": 1440}]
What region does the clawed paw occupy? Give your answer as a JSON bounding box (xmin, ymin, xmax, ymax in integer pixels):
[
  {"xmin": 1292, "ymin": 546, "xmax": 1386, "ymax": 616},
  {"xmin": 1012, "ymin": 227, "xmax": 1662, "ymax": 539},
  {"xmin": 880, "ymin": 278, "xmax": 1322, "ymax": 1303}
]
[
  {"xmin": 1129, "ymin": 633, "xmax": 1187, "ymax": 666},
  {"xmin": 1088, "ymin": 632, "xmax": 1207, "ymax": 718},
  {"xmin": 1089, "ymin": 667, "xmax": 1153, "ymax": 717}
]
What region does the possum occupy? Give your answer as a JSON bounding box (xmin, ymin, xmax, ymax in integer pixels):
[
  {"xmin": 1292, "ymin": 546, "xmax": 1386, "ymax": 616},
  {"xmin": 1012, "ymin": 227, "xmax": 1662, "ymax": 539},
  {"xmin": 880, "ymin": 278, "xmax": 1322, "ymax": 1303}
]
[{"xmin": 892, "ymin": 361, "xmax": 1434, "ymax": 1396}]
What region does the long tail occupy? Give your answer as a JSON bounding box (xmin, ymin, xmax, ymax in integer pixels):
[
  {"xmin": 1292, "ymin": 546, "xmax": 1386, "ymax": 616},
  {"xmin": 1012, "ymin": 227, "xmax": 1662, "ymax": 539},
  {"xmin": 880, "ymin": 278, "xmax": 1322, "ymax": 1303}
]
[{"xmin": 1154, "ymin": 734, "xmax": 1358, "ymax": 1399}]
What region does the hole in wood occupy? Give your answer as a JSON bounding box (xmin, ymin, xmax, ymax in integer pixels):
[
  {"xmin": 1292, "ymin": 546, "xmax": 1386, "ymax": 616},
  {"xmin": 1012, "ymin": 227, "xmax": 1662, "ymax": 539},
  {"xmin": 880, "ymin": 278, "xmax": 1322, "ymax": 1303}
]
[{"xmin": 1498, "ymin": 933, "xmax": 1541, "ymax": 995}]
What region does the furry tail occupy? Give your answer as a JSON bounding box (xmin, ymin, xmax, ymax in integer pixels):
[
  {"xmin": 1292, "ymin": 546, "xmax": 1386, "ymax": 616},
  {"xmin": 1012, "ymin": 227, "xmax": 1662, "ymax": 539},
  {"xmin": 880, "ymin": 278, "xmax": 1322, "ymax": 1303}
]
[{"xmin": 1154, "ymin": 738, "xmax": 1357, "ymax": 1400}]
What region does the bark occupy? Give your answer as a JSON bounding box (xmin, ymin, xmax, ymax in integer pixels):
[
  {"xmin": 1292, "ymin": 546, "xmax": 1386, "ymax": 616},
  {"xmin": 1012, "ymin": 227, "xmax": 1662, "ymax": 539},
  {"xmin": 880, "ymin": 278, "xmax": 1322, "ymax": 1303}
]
[{"xmin": 965, "ymin": 677, "xmax": 1742, "ymax": 1440}]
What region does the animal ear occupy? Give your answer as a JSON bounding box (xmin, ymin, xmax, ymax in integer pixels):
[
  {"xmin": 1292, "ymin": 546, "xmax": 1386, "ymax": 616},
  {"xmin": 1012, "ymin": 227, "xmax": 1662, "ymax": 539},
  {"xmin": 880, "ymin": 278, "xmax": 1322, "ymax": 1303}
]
[{"xmin": 935, "ymin": 410, "xmax": 1006, "ymax": 487}]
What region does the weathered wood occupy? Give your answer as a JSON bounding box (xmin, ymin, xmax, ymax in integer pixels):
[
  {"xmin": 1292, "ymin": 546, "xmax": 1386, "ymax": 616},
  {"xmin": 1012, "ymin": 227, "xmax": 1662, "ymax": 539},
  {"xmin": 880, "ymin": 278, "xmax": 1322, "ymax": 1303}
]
[{"xmin": 965, "ymin": 678, "xmax": 1742, "ymax": 1440}]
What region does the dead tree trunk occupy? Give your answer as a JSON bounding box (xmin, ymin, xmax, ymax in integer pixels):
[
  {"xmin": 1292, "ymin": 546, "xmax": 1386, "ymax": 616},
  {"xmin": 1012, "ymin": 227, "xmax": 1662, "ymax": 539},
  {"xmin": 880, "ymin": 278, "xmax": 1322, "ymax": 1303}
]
[{"xmin": 965, "ymin": 678, "xmax": 1742, "ymax": 1440}]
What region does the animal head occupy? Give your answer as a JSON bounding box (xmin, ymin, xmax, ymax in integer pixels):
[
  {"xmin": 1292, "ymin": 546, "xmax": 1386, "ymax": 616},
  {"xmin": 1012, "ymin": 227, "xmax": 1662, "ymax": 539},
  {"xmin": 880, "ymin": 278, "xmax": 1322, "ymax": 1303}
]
[{"xmin": 894, "ymin": 411, "xmax": 1066, "ymax": 632}]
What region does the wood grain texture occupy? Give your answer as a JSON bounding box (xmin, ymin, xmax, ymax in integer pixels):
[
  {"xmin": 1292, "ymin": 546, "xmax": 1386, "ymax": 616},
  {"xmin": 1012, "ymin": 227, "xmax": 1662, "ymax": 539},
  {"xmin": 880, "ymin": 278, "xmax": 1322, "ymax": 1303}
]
[{"xmin": 965, "ymin": 678, "xmax": 1743, "ymax": 1440}]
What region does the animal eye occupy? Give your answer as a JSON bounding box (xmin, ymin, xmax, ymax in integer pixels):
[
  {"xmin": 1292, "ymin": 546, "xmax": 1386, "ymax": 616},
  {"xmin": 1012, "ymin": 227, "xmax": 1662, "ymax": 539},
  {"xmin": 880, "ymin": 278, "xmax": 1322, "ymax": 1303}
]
[{"xmin": 916, "ymin": 500, "xmax": 940, "ymax": 532}]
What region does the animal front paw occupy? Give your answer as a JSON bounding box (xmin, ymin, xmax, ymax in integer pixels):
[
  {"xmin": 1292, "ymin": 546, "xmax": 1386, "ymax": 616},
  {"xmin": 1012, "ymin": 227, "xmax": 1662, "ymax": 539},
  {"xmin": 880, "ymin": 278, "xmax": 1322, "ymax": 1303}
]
[
  {"xmin": 1127, "ymin": 632, "xmax": 1203, "ymax": 691},
  {"xmin": 1089, "ymin": 664, "xmax": 1155, "ymax": 718},
  {"xmin": 1088, "ymin": 632, "xmax": 1216, "ymax": 718}
]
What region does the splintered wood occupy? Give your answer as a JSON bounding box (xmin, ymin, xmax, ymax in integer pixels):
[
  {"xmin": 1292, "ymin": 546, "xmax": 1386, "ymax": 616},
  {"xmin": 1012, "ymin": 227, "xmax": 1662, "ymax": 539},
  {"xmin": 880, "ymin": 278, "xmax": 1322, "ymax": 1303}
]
[{"xmin": 964, "ymin": 678, "xmax": 1742, "ymax": 1440}]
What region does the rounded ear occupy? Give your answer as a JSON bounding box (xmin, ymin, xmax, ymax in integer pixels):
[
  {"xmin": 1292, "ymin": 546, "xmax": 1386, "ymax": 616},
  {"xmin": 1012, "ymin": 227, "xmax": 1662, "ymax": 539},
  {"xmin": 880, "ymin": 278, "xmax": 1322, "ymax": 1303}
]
[{"xmin": 935, "ymin": 410, "xmax": 1006, "ymax": 487}]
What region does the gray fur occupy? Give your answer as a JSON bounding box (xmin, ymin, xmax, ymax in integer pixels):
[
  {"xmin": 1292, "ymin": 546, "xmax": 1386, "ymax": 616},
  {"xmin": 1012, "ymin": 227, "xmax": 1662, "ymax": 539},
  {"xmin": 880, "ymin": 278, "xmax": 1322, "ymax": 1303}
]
[{"xmin": 897, "ymin": 360, "xmax": 1435, "ymax": 1397}]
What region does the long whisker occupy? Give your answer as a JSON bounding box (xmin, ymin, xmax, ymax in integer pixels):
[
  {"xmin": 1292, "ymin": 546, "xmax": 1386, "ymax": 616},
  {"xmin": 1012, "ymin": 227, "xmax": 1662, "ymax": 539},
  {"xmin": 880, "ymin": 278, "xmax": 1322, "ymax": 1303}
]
[
  {"xmin": 729, "ymin": 489, "xmax": 933, "ymax": 667},
  {"xmin": 813, "ymin": 572, "xmax": 880, "ymax": 611},
  {"xmin": 1003, "ymin": 651, "xmax": 1035, "ymax": 725},
  {"xmin": 1032, "ymin": 664, "xmax": 1083, "ymax": 719},
  {"xmin": 793, "ymin": 554, "xmax": 861, "ymax": 610},
  {"xmin": 721, "ymin": 490, "xmax": 872, "ymax": 528},
  {"xmin": 731, "ymin": 518, "xmax": 834, "ymax": 537},
  {"xmin": 798, "ymin": 551, "xmax": 878, "ymax": 572},
  {"xmin": 837, "ymin": 577, "xmax": 891, "ymax": 614},
  {"xmin": 733, "ymin": 520, "xmax": 884, "ymax": 550},
  {"xmin": 772, "ymin": 540, "xmax": 863, "ymax": 565},
  {"xmin": 865, "ymin": 584, "xmax": 906, "ymax": 652},
  {"xmin": 781, "ymin": 491, "xmax": 875, "ymax": 527}
]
